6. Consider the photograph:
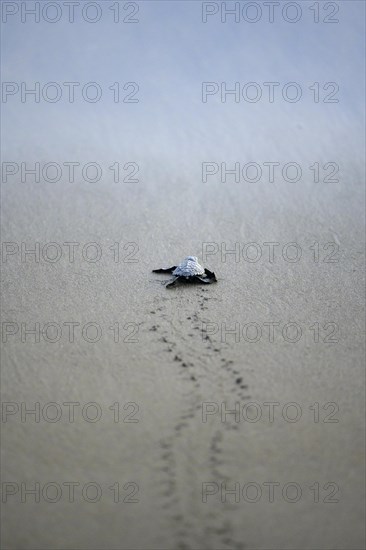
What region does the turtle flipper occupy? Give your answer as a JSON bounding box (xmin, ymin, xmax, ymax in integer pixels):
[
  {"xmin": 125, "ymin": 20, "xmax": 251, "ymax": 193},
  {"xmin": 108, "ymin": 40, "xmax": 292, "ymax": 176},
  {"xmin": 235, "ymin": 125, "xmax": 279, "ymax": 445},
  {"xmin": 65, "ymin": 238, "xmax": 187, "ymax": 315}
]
[
  {"xmin": 152, "ymin": 266, "xmax": 177, "ymax": 274},
  {"xmin": 204, "ymin": 268, "xmax": 217, "ymax": 281},
  {"xmin": 166, "ymin": 276, "xmax": 180, "ymax": 288},
  {"xmin": 195, "ymin": 275, "xmax": 217, "ymax": 284}
]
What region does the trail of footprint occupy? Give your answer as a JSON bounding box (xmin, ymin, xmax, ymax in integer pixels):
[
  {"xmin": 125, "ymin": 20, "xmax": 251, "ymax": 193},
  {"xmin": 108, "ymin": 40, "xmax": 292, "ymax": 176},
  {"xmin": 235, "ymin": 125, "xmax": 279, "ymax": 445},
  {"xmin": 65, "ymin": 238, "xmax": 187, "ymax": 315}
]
[
  {"xmin": 203, "ymin": 430, "xmax": 246, "ymax": 550},
  {"xmin": 147, "ymin": 294, "xmax": 206, "ymax": 547},
  {"xmin": 146, "ymin": 288, "xmax": 250, "ymax": 549}
]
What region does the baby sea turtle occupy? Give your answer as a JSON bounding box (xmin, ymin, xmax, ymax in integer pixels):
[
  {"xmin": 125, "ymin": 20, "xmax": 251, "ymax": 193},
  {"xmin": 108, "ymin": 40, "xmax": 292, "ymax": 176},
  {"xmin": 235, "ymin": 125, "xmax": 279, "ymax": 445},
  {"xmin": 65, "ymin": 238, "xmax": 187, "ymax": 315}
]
[{"xmin": 153, "ymin": 256, "xmax": 217, "ymax": 288}]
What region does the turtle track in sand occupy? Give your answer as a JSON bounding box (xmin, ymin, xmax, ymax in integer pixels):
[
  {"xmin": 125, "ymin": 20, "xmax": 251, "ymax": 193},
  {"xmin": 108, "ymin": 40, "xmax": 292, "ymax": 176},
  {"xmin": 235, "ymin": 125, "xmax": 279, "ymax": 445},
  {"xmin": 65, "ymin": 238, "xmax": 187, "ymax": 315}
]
[{"xmin": 144, "ymin": 287, "xmax": 250, "ymax": 549}]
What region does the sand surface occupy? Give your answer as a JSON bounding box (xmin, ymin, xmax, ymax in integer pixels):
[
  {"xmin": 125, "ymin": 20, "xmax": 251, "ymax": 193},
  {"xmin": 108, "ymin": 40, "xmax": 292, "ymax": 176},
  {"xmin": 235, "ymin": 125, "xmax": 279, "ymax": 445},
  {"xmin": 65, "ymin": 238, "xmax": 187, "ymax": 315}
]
[{"xmin": 1, "ymin": 2, "xmax": 365, "ymax": 549}]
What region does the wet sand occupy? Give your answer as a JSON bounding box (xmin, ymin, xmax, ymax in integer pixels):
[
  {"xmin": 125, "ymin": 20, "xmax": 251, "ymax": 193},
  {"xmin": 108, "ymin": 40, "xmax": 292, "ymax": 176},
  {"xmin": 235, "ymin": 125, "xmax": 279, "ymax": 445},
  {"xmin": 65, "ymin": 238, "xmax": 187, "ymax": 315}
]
[{"xmin": 1, "ymin": 3, "xmax": 365, "ymax": 549}]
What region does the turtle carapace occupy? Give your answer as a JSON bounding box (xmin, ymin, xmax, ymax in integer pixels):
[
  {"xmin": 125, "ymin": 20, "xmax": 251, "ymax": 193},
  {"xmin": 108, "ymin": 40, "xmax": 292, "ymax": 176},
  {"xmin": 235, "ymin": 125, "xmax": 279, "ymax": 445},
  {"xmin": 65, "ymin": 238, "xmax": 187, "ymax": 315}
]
[{"xmin": 152, "ymin": 256, "xmax": 217, "ymax": 288}]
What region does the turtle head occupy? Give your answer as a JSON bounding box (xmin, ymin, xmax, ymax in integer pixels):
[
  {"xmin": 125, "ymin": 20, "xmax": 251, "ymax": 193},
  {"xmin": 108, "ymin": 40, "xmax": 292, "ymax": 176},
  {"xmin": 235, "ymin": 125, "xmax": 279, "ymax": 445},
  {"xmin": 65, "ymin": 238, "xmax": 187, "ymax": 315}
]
[{"xmin": 186, "ymin": 256, "xmax": 198, "ymax": 262}]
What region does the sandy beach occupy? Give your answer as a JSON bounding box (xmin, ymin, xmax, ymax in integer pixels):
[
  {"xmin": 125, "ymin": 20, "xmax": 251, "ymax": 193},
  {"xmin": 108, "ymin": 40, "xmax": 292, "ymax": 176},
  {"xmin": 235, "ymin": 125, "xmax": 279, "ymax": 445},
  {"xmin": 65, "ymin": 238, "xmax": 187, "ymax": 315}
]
[{"xmin": 1, "ymin": 2, "xmax": 365, "ymax": 549}]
